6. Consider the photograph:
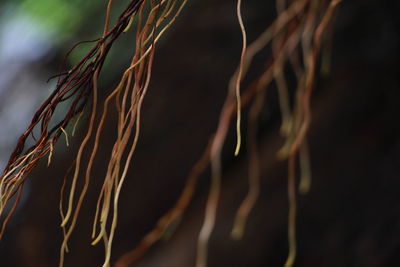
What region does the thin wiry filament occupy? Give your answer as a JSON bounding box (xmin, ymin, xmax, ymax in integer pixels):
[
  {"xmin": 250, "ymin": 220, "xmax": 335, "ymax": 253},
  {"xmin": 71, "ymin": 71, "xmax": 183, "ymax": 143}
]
[{"xmin": 234, "ymin": 0, "xmax": 247, "ymax": 156}]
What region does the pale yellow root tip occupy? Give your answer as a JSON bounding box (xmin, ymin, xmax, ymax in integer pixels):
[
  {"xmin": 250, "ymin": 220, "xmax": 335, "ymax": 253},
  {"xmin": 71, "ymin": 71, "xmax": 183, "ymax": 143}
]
[
  {"xmin": 123, "ymin": 16, "xmax": 134, "ymax": 33},
  {"xmin": 60, "ymin": 127, "xmax": 69, "ymax": 147},
  {"xmin": 234, "ymin": 127, "xmax": 241, "ymax": 156}
]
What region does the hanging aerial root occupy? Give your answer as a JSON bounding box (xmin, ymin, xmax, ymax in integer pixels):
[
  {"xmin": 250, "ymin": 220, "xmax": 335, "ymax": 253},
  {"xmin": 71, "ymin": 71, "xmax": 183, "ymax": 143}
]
[
  {"xmin": 231, "ymin": 89, "xmax": 265, "ymax": 240},
  {"xmin": 287, "ymin": 0, "xmax": 344, "ymax": 158},
  {"xmin": 58, "ymin": 1, "xmax": 191, "ymax": 267},
  {"xmin": 233, "ymin": 0, "xmax": 247, "ymax": 157},
  {"xmin": 284, "ymin": 153, "xmax": 297, "ymax": 267},
  {"xmin": 197, "ymin": 1, "xmax": 344, "ymax": 267},
  {"xmin": 195, "ymin": 1, "xmax": 249, "ymax": 265}
]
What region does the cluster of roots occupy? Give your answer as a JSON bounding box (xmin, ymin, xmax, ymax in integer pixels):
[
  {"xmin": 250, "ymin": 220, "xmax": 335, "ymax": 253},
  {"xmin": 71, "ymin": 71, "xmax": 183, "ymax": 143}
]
[{"xmin": 0, "ymin": 0, "xmax": 343, "ymax": 266}]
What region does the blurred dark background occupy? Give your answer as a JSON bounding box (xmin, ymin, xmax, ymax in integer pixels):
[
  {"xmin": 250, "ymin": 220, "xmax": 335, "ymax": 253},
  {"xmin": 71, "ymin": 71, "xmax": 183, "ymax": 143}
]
[{"xmin": 0, "ymin": 0, "xmax": 400, "ymax": 266}]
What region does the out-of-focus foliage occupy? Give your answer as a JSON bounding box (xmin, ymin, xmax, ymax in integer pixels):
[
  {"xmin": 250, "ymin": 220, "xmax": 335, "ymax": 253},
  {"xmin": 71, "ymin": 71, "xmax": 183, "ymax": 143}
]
[{"xmin": 18, "ymin": 0, "xmax": 91, "ymax": 39}]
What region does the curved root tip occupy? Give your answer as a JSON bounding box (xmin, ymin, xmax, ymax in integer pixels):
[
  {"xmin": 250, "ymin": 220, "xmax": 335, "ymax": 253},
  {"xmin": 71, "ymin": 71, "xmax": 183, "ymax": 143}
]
[
  {"xmin": 60, "ymin": 219, "xmax": 68, "ymax": 228},
  {"xmin": 277, "ymin": 145, "xmax": 290, "ymax": 160},
  {"xmin": 230, "ymin": 226, "xmax": 243, "ymax": 240},
  {"xmin": 234, "ymin": 145, "xmax": 240, "ymax": 156},
  {"xmin": 299, "ymin": 178, "xmax": 311, "ymax": 195},
  {"xmin": 91, "ymin": 232, "xmax": 103, "ymax": 245}
]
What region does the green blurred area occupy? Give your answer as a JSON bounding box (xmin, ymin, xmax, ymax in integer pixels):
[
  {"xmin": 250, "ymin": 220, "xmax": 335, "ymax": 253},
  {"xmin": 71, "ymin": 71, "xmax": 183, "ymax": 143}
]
[{"xmin": 18, "ymin": 0, "xmax": 91, "ymax": 38}]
